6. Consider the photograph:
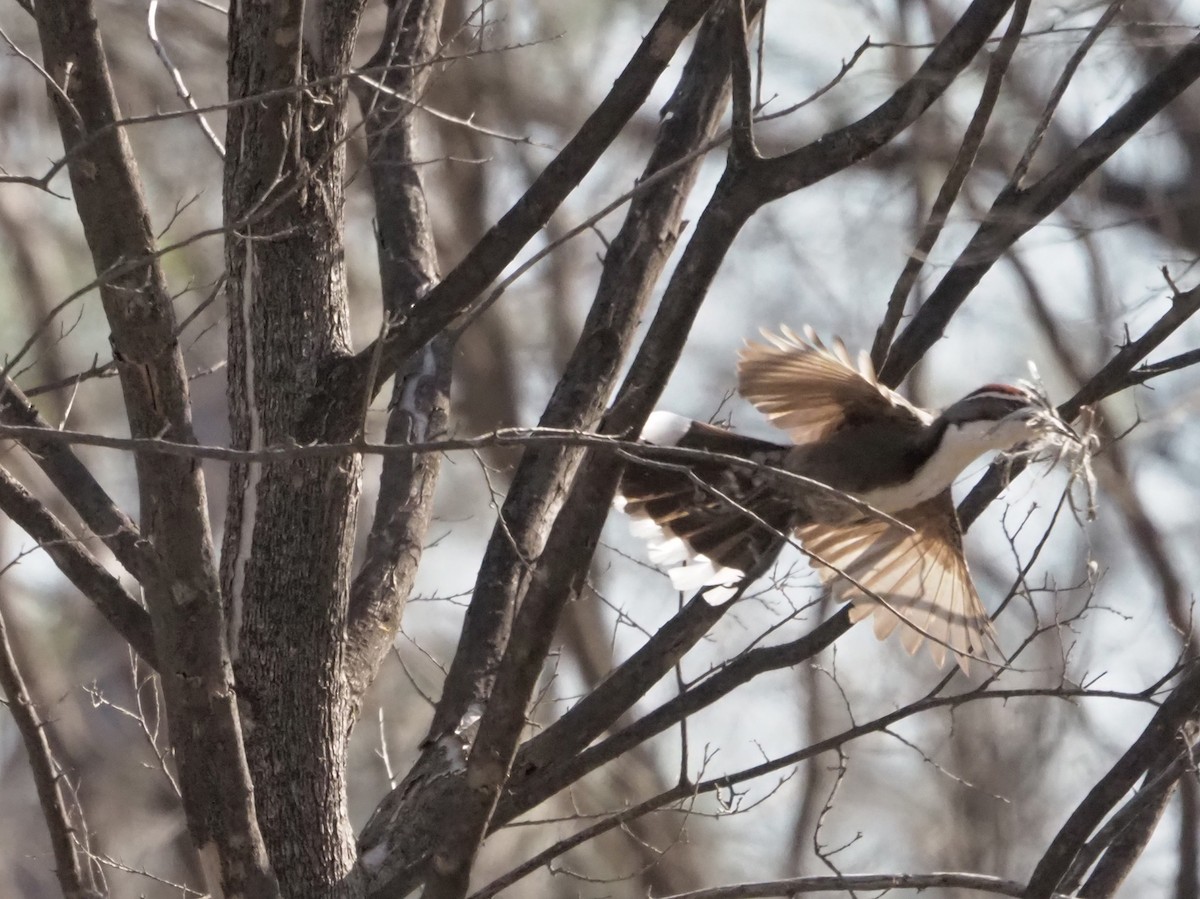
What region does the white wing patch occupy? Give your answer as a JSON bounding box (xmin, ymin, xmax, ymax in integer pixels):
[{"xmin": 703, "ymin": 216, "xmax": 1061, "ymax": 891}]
[
  {"xmin": 616, "ymin": 496, "xmax": 746, "ymax": 604},
  {"xmin": 640, "ymin": 410, "xmax": 694, "ymax": 445}
]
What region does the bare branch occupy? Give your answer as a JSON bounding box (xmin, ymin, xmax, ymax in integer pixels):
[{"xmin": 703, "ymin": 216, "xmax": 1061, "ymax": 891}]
[
  {"xmin": 881, "ymin": 30, "xmax": 1200, "ymax": 385},
  {"xmin": 343, "ymin": 0, "xmax": 449, "ymax": 717},
  {"xmin": 960, "ymin": 278, "xmax": 1200, "ymax": 526},
  {"xmin": 0, "ymin": 465, "xmax": 157, "ymax": 667},
  {"xmin": 872, "ymin": 0, "xmax": 1031, "ymax": 370},
  {"xmin": 739, "ymin": 0, "xmax": 1017, "ymax": 202},
  {"xmin": 0, "ymin": 422, "xmax": 940, "ymax": 523},
  {"xmin": 660, "ymin": 871, "xmax": 1044, "ymax": 898},
  {"xmin": 1114, "ymin": 347, "xmax": 1200, "ymax": 389},
  {"xmin": 146, "ymin": 0, "xmax": 224, "ymax": 156},
  {"xmin": 500, "ymin": 607, "xmax": 853, "ymax": 824},
  {"xmin": 0, "ymin": 378, "xmax": 156, "ymax": 584},
  {"xmin": 0, "ymin": 52, "xmax": 542, "ymax": 193},
  {"xmin": 1009, "ymin": 0, "xmax": 1126, "ymax": 187},
  {"xmin": 0, "ymin": 601, "xmax": 104, "ymax": 898},
  {"xmin": 1066, "ymin": 744, "xmax": 1192, "ymax": 895},
  {"xmin": 1025, "ymin": 663, "xmax": 1200, "ymax": 899},
  {"xmin": 475, "ymin": 683, "xmax": 1158, "ymax": 898},
  {"xmin": 325, "ymin": 0, "xmax": 722, "ymax": 424},
  {"xmin": 725, "ymin": 0, "xmax": 759, "ymax": 163}
]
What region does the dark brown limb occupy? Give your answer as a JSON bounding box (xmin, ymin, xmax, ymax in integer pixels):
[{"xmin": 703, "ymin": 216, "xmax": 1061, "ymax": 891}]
[
  {"xmin": 337, "ymin": 0, "xmax": 723, "ymax": 413},
  {"xmin": 343, "ymin": 0, "xmax": 450, "ymax": 719},
  {"xmin": 881, "ymin": 31, "xmax": 1200, "ymax": 385},
  {"xmin": 0, "ymin": 466, "xmax": 157, "ymax": 668},
  {"xmin": 31, "ymin": 0, "xmax": 273, "ymax": 893},
  {"xmin": 1024, "ymin": 663, "xmax": 1200, "ymax": 899},
  {"xmin": 1069, "ymin": 748, "xmax": 1190, "ymax": 896}
]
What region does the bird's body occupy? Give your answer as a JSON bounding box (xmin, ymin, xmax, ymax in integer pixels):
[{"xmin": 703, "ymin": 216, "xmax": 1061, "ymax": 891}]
[
  {"xmin": 617, "ymin": 326, "xmax": 1075, "ymax": 671},
  {"xmin": 786, "ymin": 415, "xmax": 940, "ymax": 502}
]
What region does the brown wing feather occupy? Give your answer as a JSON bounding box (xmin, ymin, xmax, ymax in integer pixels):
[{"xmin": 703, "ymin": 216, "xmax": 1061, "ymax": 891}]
[
  {"xmin": 738, "ymin": 325, "xmax": 926, "ymax": 445},
  {"xmin": 796, "ymin": 491, "xmax": 999, "ymax": 673},
  {"xmin": 617, "ymin": 421, "xmax": 796, "ymax": 595}
]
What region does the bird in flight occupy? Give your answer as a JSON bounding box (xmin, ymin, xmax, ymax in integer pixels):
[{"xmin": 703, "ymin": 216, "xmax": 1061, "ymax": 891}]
[{"xmin": 616, "ymin": 326, "xmax": 1080, "ymax": 672}]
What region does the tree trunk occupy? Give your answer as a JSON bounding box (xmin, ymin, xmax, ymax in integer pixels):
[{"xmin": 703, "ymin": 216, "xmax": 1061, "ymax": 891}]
[{"xmin": 222, "ymin": 1, "xmax": 367, "ymax": 894}]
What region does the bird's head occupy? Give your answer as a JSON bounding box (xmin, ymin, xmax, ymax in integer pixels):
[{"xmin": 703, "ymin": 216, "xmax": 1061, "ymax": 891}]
[{"xmin": 941, "ymin": 383, "xmax": 1078, "ymax": 453}]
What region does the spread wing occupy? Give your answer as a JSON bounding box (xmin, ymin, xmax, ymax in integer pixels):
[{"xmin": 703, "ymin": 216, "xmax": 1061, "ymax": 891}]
[
  {"xmin": 795, "ymin": 491, "xmax": 1000, "ymax": 672},
  {"xmin": 738, "ymin": 325, "xmax": 927, "ymax": 445}
]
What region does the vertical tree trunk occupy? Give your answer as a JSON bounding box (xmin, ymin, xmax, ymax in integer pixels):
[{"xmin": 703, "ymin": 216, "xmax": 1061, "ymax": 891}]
[{"xmin": 222, "ymin": 1, "xmax": 367, "ymax": 894}]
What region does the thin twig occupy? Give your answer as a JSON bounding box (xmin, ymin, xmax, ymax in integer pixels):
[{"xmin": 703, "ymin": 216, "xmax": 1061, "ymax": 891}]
[
  {"xmin": 1009, "ymin": 0, "xmax": 1126, "ymax": 187},
  {"xmin": 0, "ymin": 600, "xmax": 99, "ymax": 897},
  {"xmin": 474, "ymin": 684, "xmax": 1157, "ymax": 898},
  {"xmin": 872, "ymin": 0, "xmax": 1031, "ymax": 369},
  {"xmin": 0, "ymin": 421, "xmax": 881, "ymax": 503},
  {"xmin": 659, "ymin": 871, "xmax": 1068, "ymax": 898},
  {"xmin": 0, "ymin": 22, "xmax": 83, "ymax": 131},
  {"xmin": 0, "ymin": 47, "xmax": 547, "ymax": 193},
  {"xmin": 147, "ymin": 0, "xmax": 225, "ymax": 156}
]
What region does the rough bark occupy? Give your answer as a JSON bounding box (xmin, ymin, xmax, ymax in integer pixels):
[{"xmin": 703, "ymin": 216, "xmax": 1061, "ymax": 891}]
[{"xmin": 221, "ymin": 0, "xmax": 368, "ymax": 893}]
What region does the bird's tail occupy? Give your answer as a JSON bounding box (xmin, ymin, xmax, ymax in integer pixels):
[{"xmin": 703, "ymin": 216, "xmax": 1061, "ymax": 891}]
[{"xmin": 616, "ymin": 412, "xmax": 794, "ymax": 600}]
